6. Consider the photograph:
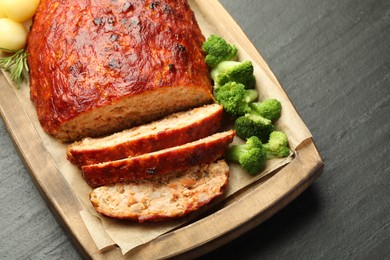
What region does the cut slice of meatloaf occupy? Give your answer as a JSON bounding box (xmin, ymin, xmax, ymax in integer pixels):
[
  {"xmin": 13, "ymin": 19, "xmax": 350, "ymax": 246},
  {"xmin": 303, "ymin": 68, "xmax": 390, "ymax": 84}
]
[
  {"xmin": 27, "ymin": 0, "xmax": 213, "ymax": 142},
  {"xmin": 67, "ymin": 104, "xmax": 223, "ymax": 167},
  {"xmin": 89, "ymin": 160, "xmax": 230, "ymax": 222},
  {"xmin": 82, "ymin": 130, "xmax": 235, "ymax": 187}
]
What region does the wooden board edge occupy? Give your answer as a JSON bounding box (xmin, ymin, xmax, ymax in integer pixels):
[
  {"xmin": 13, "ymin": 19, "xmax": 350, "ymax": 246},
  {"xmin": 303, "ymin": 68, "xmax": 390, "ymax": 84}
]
[
  {"xmin": 183, "ymin": 141, "xmax": 324, "ymax": 259},
  {"xmin": 0, "ymin": 0, "xmax": 324, "ymax": 258},
  {"xmin": 0, "ymin": 69, "xmax": 324, "ymax": 260},
  {"xmin": 0, "ymin": 75, "xmax": 100, "ymax": 259},
  {"xmin": 121, "ymin": 138, "xmax": 323, "ymax": 259}
]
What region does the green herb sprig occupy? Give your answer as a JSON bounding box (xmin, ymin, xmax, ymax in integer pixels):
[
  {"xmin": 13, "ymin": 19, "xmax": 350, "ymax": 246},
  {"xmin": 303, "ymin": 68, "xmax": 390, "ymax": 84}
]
[{"xmin": 0, "ymin": 48, "xmax": 29, "ymax": 87}]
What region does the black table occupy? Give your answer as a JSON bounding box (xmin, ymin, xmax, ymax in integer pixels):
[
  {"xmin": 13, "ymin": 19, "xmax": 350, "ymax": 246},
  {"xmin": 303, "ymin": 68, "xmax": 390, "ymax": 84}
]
[{"xmin": 1, "ymin": 0, "xmax": 389, "ymax": 259}]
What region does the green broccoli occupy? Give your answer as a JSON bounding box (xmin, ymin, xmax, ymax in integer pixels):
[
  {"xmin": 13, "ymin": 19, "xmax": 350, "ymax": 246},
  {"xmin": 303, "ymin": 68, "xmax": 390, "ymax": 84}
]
[
  {"xmin": 215, "ymin": 82, "xmax": 258, "ymax": 117},
  {"xmin": 202, "ymin": 34, "xmax": 238, "ymax": 68},
  {"xmin": 249, "ymin": 98, "xmax": 282, "ymax": 122},
  {"xmin": 233, "ymin": 98, "xmax": 283, "ymax": 141},
  {"xmin": 211, "ymin": 60, "xmax": 256, "ymax": 89},
  {"xmin": 225, "ymin": 131, "xmax": 290, "ymax": 175},
  {"xmin": 225, "ymin": 136, "xmax": 267, "ymax": 175},
  {"xmin": 263, "ymin": 131, "xmax": 290, "ymax": 158},
  {"xmin": 234, "ymin": 113, "xmax": 275, "ymax": 142}
]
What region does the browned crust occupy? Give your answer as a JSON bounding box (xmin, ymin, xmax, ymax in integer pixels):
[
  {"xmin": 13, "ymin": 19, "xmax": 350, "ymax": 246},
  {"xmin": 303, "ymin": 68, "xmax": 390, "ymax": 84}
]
[
  {"xmin": 66, "ymin": 104, "xmax": 223, "ymax": 167},
  {"xmin": 89, "ymin": 160, "xmax": 230, "ymax": 222},
  {"xmin": 82, "ymin": 130, "xmax": 235, "ymax": 187},
  {"xmin": 27, "ymin": 0, "xmax": 213, "ymax": 142}
]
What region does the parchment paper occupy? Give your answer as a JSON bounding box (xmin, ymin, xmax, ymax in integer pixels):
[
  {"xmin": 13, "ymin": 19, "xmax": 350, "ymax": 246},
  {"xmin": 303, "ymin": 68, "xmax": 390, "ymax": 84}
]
[{"xmin": 0, "ymin": 0, "xmax": 312, "ymax": 255}]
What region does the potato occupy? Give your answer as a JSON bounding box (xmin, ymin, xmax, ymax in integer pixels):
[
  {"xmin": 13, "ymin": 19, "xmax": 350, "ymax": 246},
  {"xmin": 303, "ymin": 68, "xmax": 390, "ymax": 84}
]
[
  {"xmin": 0, "ymin": 0, "xmax": 40, "ymax": 22},
  {"xmin": 0, "ymin": 18, "xmax": 28, "ymax": 51}
]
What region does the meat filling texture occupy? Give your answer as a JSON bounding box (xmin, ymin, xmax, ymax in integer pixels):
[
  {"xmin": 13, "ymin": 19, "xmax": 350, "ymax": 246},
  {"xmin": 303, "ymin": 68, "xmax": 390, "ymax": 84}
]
[
  {"xmin": 90, "ymin": 160, "xmax": 229, "ymax": 222},
  {"xmin": 27, "ymin": 0, "xmax": 213, "ymax": 142}
]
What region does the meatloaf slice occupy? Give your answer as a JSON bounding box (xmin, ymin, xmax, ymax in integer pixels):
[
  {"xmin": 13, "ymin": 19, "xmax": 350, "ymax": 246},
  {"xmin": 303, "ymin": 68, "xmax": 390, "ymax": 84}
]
[
  {"xmin": 67, "ymin": 104, "xmax": 223, "ymax": 167},
  {"xmin": 82, "ymin": 130, "xmax": 235, "ymax": 187},
  {"xmin": 89, "ymin": 160, "xmax": 229, "ymax": 222},
  {"xmin": 27, "ymin": 0, "xmax": 213, "ymax": 142}
]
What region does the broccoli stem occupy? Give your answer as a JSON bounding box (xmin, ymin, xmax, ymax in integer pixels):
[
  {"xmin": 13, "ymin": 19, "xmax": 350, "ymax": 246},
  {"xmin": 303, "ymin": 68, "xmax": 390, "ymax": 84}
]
[
  {"xmin": 244, "ymin": 89, "xmax": 259, "ymax": 103},
  {"xmin": 225, "ymin": 144, "xmax": 247, "ymax": 163},
  {"xmin": 210, "ymin": 61, "xmax": 239, "ymax": 81},
  {"xmin": 225, "ymin": 136, "xmax": 267, "ymax": 175}
]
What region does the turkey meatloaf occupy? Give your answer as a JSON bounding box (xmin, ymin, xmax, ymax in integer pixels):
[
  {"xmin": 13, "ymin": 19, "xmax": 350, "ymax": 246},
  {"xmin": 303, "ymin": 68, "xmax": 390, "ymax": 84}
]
[
  {"xmin": 82, "ymin": 130, "xmax": 235, "ymax": 187},
  {"xmin": 67, "ymin": 104, "xmax": 223, "ymax": 167},
  {"xmin": 27, "ymin": 0, "xmax": 213, "ymax": 142},
  {"xmin": 90, "ymin": 160, "xmax": 230, "ymax": 222}
]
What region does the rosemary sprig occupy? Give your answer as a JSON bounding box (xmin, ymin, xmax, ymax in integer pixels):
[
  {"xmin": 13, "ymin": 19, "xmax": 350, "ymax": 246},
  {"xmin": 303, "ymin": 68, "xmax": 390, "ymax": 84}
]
[{"xmin": 0, "ymin": 48, "xmax": 29, "ymax": 87}]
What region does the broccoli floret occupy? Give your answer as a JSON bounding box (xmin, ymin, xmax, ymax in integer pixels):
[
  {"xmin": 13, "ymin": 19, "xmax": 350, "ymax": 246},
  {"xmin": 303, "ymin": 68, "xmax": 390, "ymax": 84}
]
[
  {"xmin": 225, "ymin": 132, "xmax": 290, "ymax": 175},
  {"xmin": 215, "ymin": 82, "xmax": 258, "ymax": 117},
  {"xmin": 250, "ymin": 99, "xmax": 282, "ymax": 122},
  {"xmin": 263, "ymin": 131, "xmax": 290, "ymax": 158},
  {"xmin": 202, "ymin": 35, "xmax": 238, "ymax": 68},
  {"xmin": 233, "ymin": 99, "xmax": 283, "ymax": 140},
  {"xmin": 211, "ymin": 60, "xmax": 256, "ymax": 89},
  {"xmin": 234, "ymin": 113, "xmax": 275, "ymax": 142},
  {"xmin": 225, "ymin": 136, "xmax": 267, "ymax": 175}
]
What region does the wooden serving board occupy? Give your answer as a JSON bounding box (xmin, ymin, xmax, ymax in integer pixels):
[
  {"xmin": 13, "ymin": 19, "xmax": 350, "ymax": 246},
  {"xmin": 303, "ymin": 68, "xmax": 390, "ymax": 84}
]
[{"xmin": 0, "ymin": 0, "xmax": 323, "ymax": 259}]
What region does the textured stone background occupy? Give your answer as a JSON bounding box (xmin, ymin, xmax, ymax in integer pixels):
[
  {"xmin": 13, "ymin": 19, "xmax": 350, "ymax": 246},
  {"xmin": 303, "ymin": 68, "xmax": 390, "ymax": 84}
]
[{"xmin": 1, "ymin": 0, "xmax": 389, "ymax": 259}]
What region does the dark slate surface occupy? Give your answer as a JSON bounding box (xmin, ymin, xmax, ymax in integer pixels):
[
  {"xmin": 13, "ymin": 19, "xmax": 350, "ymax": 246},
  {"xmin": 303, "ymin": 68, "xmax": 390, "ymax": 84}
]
[{"xmin": 1, "ymin": 0, "xmax": 389, "ymax": 259}]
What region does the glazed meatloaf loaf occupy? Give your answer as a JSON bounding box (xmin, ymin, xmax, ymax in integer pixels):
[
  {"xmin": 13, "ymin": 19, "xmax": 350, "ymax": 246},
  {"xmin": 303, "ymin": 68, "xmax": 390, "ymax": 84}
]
[
  {"xmin": 27, "ymin": 0, "xmax": 213, "ymax": 142},
  {"xmin": 90, "ymin": 160, "xmax": 230, "ymax": 222},
  {"xmin": 82, "ymin": 130, "xmax": 235, "ymax": 187},
  {"xmin": 67, "ymin": 104, "xmax": 223, "ymax": 167}
]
